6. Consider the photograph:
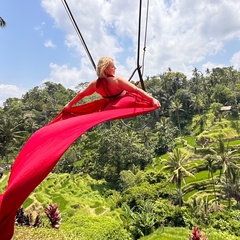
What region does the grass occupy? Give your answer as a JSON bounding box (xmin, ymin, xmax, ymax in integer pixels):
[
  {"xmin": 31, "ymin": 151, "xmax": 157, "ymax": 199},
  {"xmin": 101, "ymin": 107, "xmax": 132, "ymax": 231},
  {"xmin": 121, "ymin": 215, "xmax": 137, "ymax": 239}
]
[
  {"xmin": 185, "ymin": 170, "xmax": 209, "ymax": 184},
  {"xmin": 183, "ymin": 189, "xmax": 198, "ymax": 200},
  {"xmin": 187, "ymin": 159, "xmax": 206, "ymax": 168},
  {"xmin": 140, "ymin": 227, "xmax": 194, "ymax": 240},
  {"xmin": 183, "ymin": 169, "xmax": 221, "ymax": 201},
  {"xmin": 225, "ymin": 139, "xmax": 240, "ymax": 146},
  {"xmin": 12, "ymin": 226, "xmax": 78, "ymax": 240},
  {"xmin": 8, "ymin": 173, "xmax": 127, "ymax": 240},
  {"xmin": 140, "ymin": 227, "xmax": 240, "ymax": 240},
  {"xmin": 184, "ymin": 136, "xmax": 196, "ymax": 147},
  {"xmin": 13, "ymin": 226, "xmax": 240, "ymax": 240}
]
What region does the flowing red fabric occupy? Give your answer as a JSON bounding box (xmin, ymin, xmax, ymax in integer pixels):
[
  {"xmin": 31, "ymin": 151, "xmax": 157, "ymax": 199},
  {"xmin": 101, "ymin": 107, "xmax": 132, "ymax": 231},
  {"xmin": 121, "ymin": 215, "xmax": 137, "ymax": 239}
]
[{"xmin": 0, "ymin": 93, "xmax": 159, "ymax": 239}]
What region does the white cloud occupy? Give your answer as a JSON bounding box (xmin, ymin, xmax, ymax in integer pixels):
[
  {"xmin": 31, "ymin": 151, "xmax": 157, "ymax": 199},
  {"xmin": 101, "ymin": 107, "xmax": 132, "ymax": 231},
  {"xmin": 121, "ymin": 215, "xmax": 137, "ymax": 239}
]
[
  {"xmin": 230, "ymin": 51, "xmax": 240, "ymax": 70},
  {"xmin": 41, "ymin": 0, "xmax": 240, "ymax": 79},
  {"xmin": 42, "ymin": 62, "xmax": 95, "ymax": 90},
  {"xmin": 202, "ymin": 61, "xmax": 226, "ymax": 73},
  {"xmin": 34, "ymin": 21, "xmax": 46, "ymax": 36},
  {"xmin": 0, "ymin": 84, "xmax": 26, "ymax": 106},
  {"xmin": 42, "ymin": 58, "xmax": 133, "ymax": 90},
  {"xmin": 44, "ymin": 40, "xmax": 56, "ymax": 48}
]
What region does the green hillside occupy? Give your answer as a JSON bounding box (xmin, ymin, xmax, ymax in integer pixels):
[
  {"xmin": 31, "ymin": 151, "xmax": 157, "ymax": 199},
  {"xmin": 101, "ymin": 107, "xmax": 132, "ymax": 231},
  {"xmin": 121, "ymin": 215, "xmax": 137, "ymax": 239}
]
[{"xmin": 1, "ymin": 172, "xmax": 239, "ymax": 240}]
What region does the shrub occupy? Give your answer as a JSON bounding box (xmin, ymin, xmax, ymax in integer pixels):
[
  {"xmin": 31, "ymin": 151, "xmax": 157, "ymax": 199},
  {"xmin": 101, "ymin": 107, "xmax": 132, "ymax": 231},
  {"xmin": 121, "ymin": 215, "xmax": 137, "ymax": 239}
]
[
  {"xmin": 64, "ymin": 214, "xmax": 131, "ymax": 240},
  {"xmin": 45, "ymin": 203, "xmax": 61, "ymax": 229},
  {"xmin": 210, "ymin": 210, "xmax": 240, "ymax": 236},
  {"xmin": 15, "ymin": 207, "xmax": 42, "ymax": 228}
]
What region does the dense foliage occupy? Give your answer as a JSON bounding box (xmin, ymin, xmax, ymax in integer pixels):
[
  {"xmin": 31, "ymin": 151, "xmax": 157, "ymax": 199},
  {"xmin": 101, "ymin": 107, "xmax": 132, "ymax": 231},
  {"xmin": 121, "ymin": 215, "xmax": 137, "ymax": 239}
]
[{"xmin": 1, "ymin": 66, "xmax": 240, "ymax": 239}]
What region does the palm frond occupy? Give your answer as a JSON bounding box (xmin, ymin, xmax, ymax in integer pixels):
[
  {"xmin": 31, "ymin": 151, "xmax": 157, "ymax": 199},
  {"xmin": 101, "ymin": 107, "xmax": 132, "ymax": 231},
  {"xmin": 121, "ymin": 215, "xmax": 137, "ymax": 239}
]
[{"xmin": 0, "ymin": 17, "xmax": 6, "ymax": 27}]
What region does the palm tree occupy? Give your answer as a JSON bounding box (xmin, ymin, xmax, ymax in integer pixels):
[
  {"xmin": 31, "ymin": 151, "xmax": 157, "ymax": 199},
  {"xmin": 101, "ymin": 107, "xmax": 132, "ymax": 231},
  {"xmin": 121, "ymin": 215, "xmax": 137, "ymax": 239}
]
[
  {"xmin": 169, "ymin": 99, "xmax": 184, "ymax": 135},
  {"xmin": 160, "ymin": 92, "xmax": 173, "ymax": 114},
  {"xmin": 0, "ymin": 114, "xmax": 27, "ymax": 163},
  {"xmin": 217, "ymin": 139, "xmax": 240, "ymax": 207},
  {"xmin": 208, "ymin": 138, "xmax": 240, "ymax": 207},
  {"xmin": 190, "ymin": 93, "xmax": 204, "ymax": 115},
  {"xmin": 217, "ymin": 139, "xmax": 239, "ymax": 180},
  {"xmin": 162, "ymin": 148, "xmax": 194, "ymax": 206},
  {"xmin": 191, "ymin": 68, "xmax": 203, "ymax": 95},
  {"xmin": 220, "ymin": 170, "xmax": 240, "ymax": 208},
  {"xmin": 205, "ymin": 154, "xmax": 218, "ymax": 207},
  {"xmin": 0, "ymin": 17, "xmax": 6, "ymax": 28},
  {"xmin": 155, "ymin": 117, "xmax": 177, "ymax": 154}
]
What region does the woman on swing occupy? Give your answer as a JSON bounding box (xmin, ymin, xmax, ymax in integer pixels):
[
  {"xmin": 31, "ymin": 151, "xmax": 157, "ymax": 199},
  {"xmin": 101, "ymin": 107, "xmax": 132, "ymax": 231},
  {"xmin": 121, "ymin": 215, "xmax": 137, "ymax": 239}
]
[{"xmin": 64, "ymin": 57, "xmax": 160, "ymax": 111}]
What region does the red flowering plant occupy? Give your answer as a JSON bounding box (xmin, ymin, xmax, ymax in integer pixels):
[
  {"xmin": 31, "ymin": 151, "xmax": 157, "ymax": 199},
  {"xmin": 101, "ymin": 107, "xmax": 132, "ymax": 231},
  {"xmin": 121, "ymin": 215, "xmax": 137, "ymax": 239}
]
[
  {"xmin": 189, "ymin": 227, "xmax": 208, "ymax": 240},
  {"xmin": 45, "ymin": 203, "xmax": 61, "ymax": 229}
]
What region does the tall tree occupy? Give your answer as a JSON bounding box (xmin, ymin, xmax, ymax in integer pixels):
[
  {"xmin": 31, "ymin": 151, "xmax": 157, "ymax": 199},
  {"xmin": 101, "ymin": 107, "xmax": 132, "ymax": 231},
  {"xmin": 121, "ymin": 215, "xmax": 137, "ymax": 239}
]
[
  {"xmin": 205, "ymin": 154, "xmax": 218, "ymax": 206},
  {"xmin": 217, "ymin": 139, "xmax": 239, "ymax": 181},
  {"xmin": 211, "ymin": 84, "xmax": 235, "ymax": 105},
  {"xmin": 169, "ymin": 99, "xmax": 184, "ymax": 135},
  {"xmin": 0, "ymin": 114, "xmax": 27, "ymax": 163},
  {"xmin": 210, "ymin": 138, "xmax": 240, "ymax": 207},
  {"xmin": 155, "ymin": 117, "xmax": 177, "ymax": 154},
  {"xmin": 190, "ymin": 93, "xmax": 205, "ymax": 115},
  {"xmin": 190, "ymin": 68, "xmax": 203, "ymax": 95},
  {"xmin": 162, "ymin": 148, "xmax": 194, "ymax": 206}
]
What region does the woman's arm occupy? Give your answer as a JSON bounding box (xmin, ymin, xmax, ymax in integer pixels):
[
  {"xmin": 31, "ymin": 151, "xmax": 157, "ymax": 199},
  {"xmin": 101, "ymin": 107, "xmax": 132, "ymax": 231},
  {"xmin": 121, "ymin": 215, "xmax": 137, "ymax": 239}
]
[
  {"xmin": 64, "ymin": 81, "xmax": 96, "ymax": 110},
  {"xmin": 116, "ymin": 76, "xmax": 160, "ymax": 107}
]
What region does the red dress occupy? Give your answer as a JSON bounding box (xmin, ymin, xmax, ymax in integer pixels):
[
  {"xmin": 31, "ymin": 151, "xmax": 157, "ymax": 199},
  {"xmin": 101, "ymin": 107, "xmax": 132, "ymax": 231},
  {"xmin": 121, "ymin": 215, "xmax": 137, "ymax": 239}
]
[{"xmin": 0, "ymin": 82, "xmax": 159, "ymax": 239}]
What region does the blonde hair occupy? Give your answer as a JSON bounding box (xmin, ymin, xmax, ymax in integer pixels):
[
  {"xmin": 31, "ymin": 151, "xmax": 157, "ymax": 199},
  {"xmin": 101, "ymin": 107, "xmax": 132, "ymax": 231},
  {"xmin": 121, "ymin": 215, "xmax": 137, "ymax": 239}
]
[{"xmin": 96, "ymin": 57, "xmax": 114, "ymax": 78}]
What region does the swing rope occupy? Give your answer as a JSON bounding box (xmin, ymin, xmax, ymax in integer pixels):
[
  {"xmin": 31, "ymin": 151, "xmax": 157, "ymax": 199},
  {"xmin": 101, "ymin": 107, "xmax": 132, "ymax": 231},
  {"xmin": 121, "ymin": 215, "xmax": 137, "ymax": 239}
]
[
  {"xmin": 141, "ymin": 0, "xmax": 150, "ymax": 79},
  {"xmin": 61, "ymin": 0, "xmax": 96, "ymax": 70},
  {"xmin": 120, "ymin": 0, "xmax": 152, "ymax": 131},
  {"xmin": 136, "ymin": 0, "xmax": 145, "ymax": 91}
]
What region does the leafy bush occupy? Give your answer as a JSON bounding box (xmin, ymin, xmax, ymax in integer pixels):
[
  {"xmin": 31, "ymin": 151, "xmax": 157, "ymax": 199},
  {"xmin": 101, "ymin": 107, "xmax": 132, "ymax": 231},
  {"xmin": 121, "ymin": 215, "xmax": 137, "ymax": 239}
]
[
  {"xmin": 15, "ymin": 207, "xmax": 42, "ymax": 228},
  {"xmin": 210, "ymin": 210, "xmax": 240, "ymax": 236},
  {"xmin": 121, "ymin": 181, "xmax": 159, "ymax": 207},
  {"xmin": 63, "ymin": 214, "xmax": 131, "ymax": 240},
  {"xmin": 120, "ymin": 200, "xmax": 158, "ymax": 239}
]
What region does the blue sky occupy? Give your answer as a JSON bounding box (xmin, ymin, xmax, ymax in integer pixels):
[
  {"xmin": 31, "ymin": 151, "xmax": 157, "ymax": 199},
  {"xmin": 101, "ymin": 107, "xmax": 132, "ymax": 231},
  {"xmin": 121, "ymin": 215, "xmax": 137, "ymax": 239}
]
[{"xmin": 1, "ymin": 0, "xmax": 240, "ymax": 106}]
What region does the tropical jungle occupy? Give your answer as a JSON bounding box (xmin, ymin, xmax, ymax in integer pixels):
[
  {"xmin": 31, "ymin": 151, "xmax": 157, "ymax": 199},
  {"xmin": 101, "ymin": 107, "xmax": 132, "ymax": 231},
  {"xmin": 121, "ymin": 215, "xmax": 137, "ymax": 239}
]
[{"xmin": 1, "ymin": 66, "xmax": 240, "ymax": 239}]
